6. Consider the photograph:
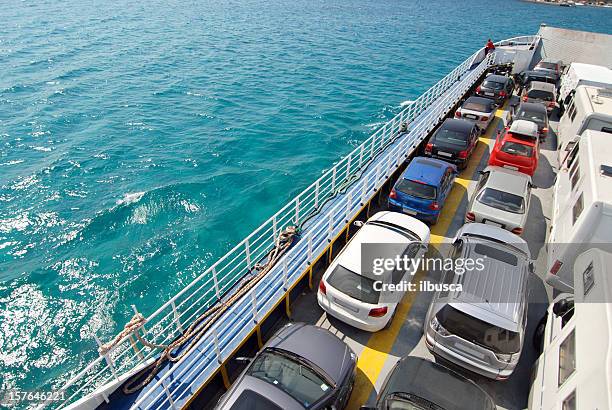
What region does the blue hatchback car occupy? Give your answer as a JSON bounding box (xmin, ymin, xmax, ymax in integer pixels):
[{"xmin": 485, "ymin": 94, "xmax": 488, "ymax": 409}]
[{"xmin": 388, "ymin": 157, "xmax": 457, "ymax": 224}]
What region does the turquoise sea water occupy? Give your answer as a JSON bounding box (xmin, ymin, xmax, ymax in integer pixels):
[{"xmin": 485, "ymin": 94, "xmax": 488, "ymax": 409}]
[{"xmin": 1, "ymin": 0, "xmax": 610, "ymax": 393}]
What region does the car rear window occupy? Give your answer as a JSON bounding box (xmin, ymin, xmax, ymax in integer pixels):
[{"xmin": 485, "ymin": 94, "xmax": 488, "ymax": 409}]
[
  {"xmin": 501, "ymin": 141, "xmax": 533, "ymax": 157},
  {"xmin": 327, "ymin": 264, "xmax": 380, "ymax": 304},
  {"xmin": 247, "ymin": 350, "xmax": 330, "ymax": 407},
  {"xmin": 473, "ymin": 243, "xmax": 518, "ymax": 266},
  {"xmin": 396, "ymin": 179, "xmax": 437, "ymax": 200},
  {"xmin": 463, "ymin": 101, "xmax": 492, "ymax": 112},
  {"xmin": 483, "ymin": 80, "xmax": 504, "ymax": 90},
  {"xmin": 435, "ymin": 128, "xmax": 470, "ymax": 147},
  {"xmin": 476, "ymin": 188, "xmax": 525, "ymax": 214},
  {"xmin": 537, "ymin": 62, "xmax": 557, "ymax": 70},
  {"xmin": 516, "ymin": 108, "xmax": 546, "ymax": 125},
  {"xmin": 527, "ymin": 90, "xmax": 554, "ymax": 101},
  {"xmin": 436, "ymin": 305, "xmax": 521, "ymax": 354}
]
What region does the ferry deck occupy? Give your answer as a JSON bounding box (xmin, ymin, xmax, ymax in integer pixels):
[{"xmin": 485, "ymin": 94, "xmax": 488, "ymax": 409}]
[{"xmin": 54, "ymin": 26, "xmax": 612, "ymax": 410}]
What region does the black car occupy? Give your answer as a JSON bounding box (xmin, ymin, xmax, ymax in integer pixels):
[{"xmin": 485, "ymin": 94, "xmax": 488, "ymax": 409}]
[
  {"xmin": 214, "ymin": 323, "xmax": 357, "ymax": 410},
  {"xmin": 512, "ymin": 101, "xmax": 550, "ymax": 139},
  {"xmin": 475, "ymin": 74, "xmax": 514, "ymax": 104},
  {"xmin": 360, "ymin": 357, "xmax": 496, "ymax": 410},
  {"xmin": 424, "ymin": 118, "xmax": 479, "ymax": 169},
  {"xmin": 517, "ymin": 70, "xmax": 559, "ymax": 92}
]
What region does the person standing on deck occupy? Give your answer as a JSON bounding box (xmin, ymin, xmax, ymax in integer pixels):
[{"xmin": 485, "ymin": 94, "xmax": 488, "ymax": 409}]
[{"xmin": 485, "ymin": 39, "xmax": 495, "ymax": 55}]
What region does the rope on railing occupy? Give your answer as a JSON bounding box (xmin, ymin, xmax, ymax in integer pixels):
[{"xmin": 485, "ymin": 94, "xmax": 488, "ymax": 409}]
[{"xmin": 95, "ymin": 226, "xmax": 298, "ymax": 394}]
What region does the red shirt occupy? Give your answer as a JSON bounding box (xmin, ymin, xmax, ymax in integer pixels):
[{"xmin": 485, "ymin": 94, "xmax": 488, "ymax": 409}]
[{"xmin": 486, "ymin": 40, "xmax": 495, "ymax": 50}]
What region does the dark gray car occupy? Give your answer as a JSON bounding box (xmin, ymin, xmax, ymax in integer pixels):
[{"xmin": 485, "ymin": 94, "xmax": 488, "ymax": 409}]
[
  {"xmin": 512, "ymin": 102, "xmax": 550, "ymax": 139},
  {"xmin": 214, "ymin": 323, "xmax": 357, "ymax": 410},
  {"xmin": 424, "ymin": 118, "xmax": 479, "ymax": 169},
  {"xmin": 360, "ymin": 357, "xmax": 496, "ymax": 410},
  {"xmin": 475, "ymin": 74, "xmax": 514, "ymax": 104}
]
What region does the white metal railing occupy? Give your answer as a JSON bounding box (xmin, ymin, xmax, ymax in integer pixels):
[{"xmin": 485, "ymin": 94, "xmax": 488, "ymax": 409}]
[{"xmin": 53, "ymin": 37, "xmax": 532, "ymax": 410}]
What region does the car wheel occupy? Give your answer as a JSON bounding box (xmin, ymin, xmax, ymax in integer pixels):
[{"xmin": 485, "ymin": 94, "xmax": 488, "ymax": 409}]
[{"xmin": 533, "ymin": 314, "xmax": 547, "ymax": 352}]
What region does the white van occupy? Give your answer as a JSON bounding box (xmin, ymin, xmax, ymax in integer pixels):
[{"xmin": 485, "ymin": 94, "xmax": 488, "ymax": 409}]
[
  {"xmin": 558, "ymin": 62, "xmax": 612, "ymax": 103},
  {"xmin": 528, "ymin": 248, "xmax": 612, "ymax": 410},
  {"xmin": 547, "ymin": 130, "xmax": 612, "ymax": 292},
  {"xmin": 556, "ymin": 86, "xmax": 612, "ymax": 159}
]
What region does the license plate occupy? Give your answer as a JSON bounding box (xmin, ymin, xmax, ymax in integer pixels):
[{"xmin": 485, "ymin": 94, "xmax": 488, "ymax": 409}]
[
  {"xmin": 464, "ymin": 114, "xmax": 478, "ymax": 120},
  {"xmin": 403, "ymin": 208, "xmax": 417, "ymax": 216},
  {"xmin": 485, "ymin": 92, "xmax": 494, "ymax": 97},
  {"xmin": 333, "ymin": 297, "xmax": 359, "ymax": 313},
  {"xmin": 484, "ymin": 220, "xmax": 502, "ymax": 227},
  {"xmin": 437, "ymin": 151, "xmax": 452, "ymax": 157},
  {"xmin": 503, "ymin": 165, "xmax": 519, "ymax": 171}
]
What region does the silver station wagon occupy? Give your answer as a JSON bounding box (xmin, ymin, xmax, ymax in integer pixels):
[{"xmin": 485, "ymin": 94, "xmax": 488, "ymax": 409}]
[
  {"xmin": 465, "ymin": 165, "xmax": 533, "ymax": 235},
  {"xmin": 424, "ymin": 223, "xmax": 531, "ymax": 381}
]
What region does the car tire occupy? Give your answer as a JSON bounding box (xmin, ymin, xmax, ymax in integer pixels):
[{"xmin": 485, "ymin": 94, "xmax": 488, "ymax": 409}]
[{"xmin": 533, "ymin": 314, "xmax": 547, "ymax": 352}]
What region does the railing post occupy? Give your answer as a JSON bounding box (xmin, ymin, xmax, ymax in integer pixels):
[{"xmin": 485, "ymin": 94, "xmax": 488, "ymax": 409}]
[
  {"xmin": 346, "ymin": 155, "xmax": 352, "ymax": 179},
  {"xmin": 370, "ymin": 134, "xmax": 376, "ymax": 158},
  {"xmin": 374, "ymin": 164, "xmax": 381, "ymax": 189},
  {"xmin": 295, "ymin": 197, "xmax": 300, "ymax": 224},
  {"xmin": 272, "ymin": 215, "xmax": 278, "ymax": 239},
  {"xmin": 314, "ymin": 180, "xmax": 320, "ymax": 209},
  {"xmin": 331, "ymin": 167, "xmax": 337, "ymax": 192},
  {"xmin": 359, "ymin": 144, "xmax": 364, "ymax": 169},
  {"xmin": 213, "ymin": 328, "xmax": 223, "ymax": 364},
  {"xmin": 94, "ymin": 334, "xmax": 119, "ymax": 381},
  {"xmin": 162, "ymin": 378, "xmax": 177, "ymax": 410},
  {"xmin": 283, "ymin": 258, "xmax": 289, "ymax": 291},
  {"xmin": 307, "ymin": 235, "xmax": 313, "ymax": 263},
  {"xmin": 251, "ymin": 292, "xmax": 258, "ymax": 324},
  {"xmin": 212, "ymin": 266, "xmax": 221, "ymax": 299},
  {"xmin": 171, "ymin": 300, "xmax": 183, "ymax": 333},
  {"xmin": 245, "ymin": 239, "xmax": 252, "ymax": 270},
  {"xmin": 327, "ymin": 213, "xmax": 333, "ymax": 242},
  {"xmin": 345, "ymin": 192, "xmax": 353, "ymax": 223},
  {"xmin": 360, "ymin": 178, "xmax": 368, "ymax": 206}
]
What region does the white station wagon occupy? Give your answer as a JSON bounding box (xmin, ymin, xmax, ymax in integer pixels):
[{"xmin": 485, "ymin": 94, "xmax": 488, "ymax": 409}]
[{"xmin": 317, "ymin": 211, "xmax": 430, "ymax": 332}]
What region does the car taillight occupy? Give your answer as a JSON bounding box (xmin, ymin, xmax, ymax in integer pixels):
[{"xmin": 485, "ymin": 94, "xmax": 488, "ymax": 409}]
[
  {"xmin": 500, "ymin": 90, "xmax": 507, "ymax": 98},
  {"xmin": 389, "ymin": 189, "xmax": 397, "ymax": 199},
  {"xmin": 550, "ymin": 260, "xmax": 563, "ymax": 275},
  {"xmin": 522, "ymin": 95, "xmax": 528, "ymax": 101},
  {"xmin": 429, "ymin": 202, "xmax": 439, "ymax": 210},
  {"xmin": 481, "ymin": 116, "xmax": 489, "ymax": 121},
  {"xmin": 548, "ymin": 101, "xmax": 555, "ymax": 107},
  {"xmin": 458, "ymin": 150, "xmax": 468, "ymax": 159},
  {"xmin": 511, "ymin": 227, "xmax": 523, "ymax": 235},
  {"xmin": 455, "ymin": 111, "xmax": 462, "ymax": 118},
  {"xmin": 466, "ymin": 212, "xmax": 475, "ymax": 221},
  {"xmin": 425, "ymin": 143, "xmax": 433, "ymax": 154},
  {"xmin": 319, "ymin": 280, "xmax": 327, "ymax": 295},
  {"xmin": 542, "ymin": 127, "xmax": 548, "ymax": 134},
  {"xmin": 476, "ymin": 86, "xmax": 481, "ymax": 93},
  {"xmin": 368, "ymin": 306, "xmax": 388, "ymax": 317}
]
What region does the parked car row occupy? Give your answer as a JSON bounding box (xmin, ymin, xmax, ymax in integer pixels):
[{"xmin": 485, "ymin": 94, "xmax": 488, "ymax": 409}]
[{"xmin": 213, "ymin": 59, "xmax": 609, "ymax": 410}]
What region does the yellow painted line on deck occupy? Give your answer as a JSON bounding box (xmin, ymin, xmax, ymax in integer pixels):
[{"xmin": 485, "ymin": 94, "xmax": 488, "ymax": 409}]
[{"xmin": 346, "ymin": 106, "xmax": 506, "ymax": 409}]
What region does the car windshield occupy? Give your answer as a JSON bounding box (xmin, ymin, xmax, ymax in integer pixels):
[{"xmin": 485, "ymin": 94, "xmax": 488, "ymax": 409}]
[
  {"xmin": 396, "ymin": 179, "xmax": 437, "ymax": 200},
  {"xmin": 501, "ymin": 141, "xmax": 533, "ymax": 157},
  {"xmin": 435, "ymin": 128, "xmax": 469, "ymax": 148},
  {"xmin": 476, "ymin": 187, "xmax": 525, "ymax": 214},
  {"xmin": 385, "ymin": 394, "xmax": 443, "ymax": 410},
  {"xmin": 247, "ymin": 349, "xmax": 331, "ymax": 408},
  {"xmin": 436, "ymin": 305, "xmax": 521, "ymax": 354},
  {"xmin": 537, "ymin": 62, "xmax": 557, "ymax": 70},
  {"xmin": 527, "ymin": 90, "xmax": 553, "ymax": 101},
  {"xmin": 463, "ymin": 101, "xmax": 491, "ymax": 112},
  {"xmin": 228, "ymin": 390, "xmax": 283, "ymax": 410},
  {"xmin": 327, "ymin": 264, "xmax": 380, "ymax": 304},
  {"xmin": 483, "ymin": 80, "xmax": 504, "ymax": 90},
  {"xmin": 516, "ymin": 108, "xmax": 546, "ymax": 125}
]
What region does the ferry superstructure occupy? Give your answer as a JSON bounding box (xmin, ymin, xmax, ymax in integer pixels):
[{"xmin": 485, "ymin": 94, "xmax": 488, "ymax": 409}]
[{"xmin": 42, "ymin": 25, "xmax": 612, "ymax": 410}]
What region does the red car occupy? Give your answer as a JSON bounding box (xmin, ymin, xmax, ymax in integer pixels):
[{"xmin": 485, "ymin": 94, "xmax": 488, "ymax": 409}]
[{"xmin": 488, "ymin": 120, "xmax": 539, "ymax": 176}]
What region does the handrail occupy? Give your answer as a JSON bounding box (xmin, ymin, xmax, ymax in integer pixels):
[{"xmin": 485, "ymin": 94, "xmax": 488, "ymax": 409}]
[{"xmin": 52, "ymin": 36, "xmax": 534, "ymax": 410}]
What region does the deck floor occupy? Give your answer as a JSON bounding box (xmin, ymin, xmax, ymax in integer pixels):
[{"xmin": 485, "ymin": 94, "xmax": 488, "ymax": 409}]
[{"xmin": 289, "ymin": 96, "xmax": 559, "ymax": 410}]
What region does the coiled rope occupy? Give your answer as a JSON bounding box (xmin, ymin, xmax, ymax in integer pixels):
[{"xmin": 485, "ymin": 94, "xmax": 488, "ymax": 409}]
[{"xmin": 98, "ymin": 226, "xmax": 298, "ymax": 394}]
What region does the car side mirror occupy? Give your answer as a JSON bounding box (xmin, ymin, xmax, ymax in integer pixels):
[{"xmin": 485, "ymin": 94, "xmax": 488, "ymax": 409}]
[
  {"xmin": 235, "ymin": 356, "xmax": 253, "ymax": 364},
  {"xmin": 353, "ymin": 220, "xmax": 365, "ymax": 228}
]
